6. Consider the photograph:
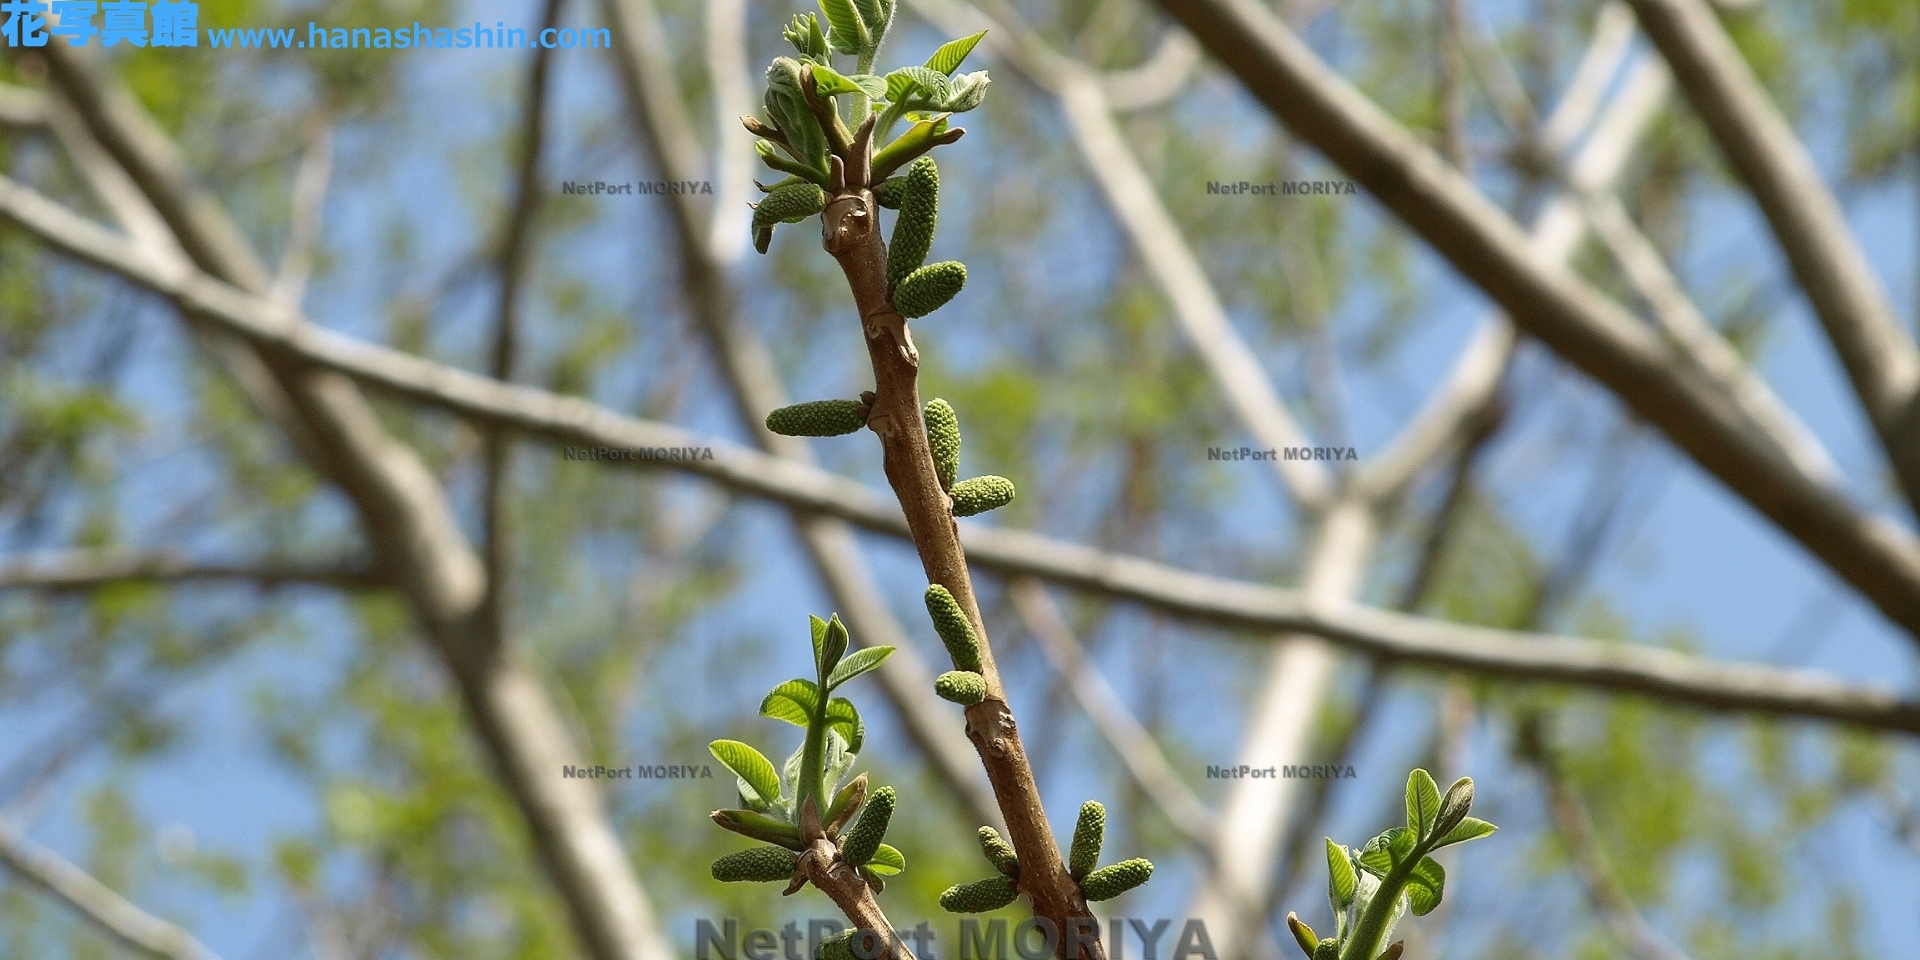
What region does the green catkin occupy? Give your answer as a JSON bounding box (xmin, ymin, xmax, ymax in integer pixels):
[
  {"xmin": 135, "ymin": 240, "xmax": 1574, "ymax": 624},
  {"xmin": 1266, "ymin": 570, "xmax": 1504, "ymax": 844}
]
[
  {"xmin": 711, "ymin": 845, "xmax": 797, "ymax": 882},
  {"xmin": 765, "ymin": 399, "xmax": 868, "ymax": 437},
  {"xmin": 1069, "ymin": 801, "xmax": 1104, "ymax": 879},
  {"xmin": 817, "ymin": 931, "xmax": 855, "ymax": 960},
  {"xmin": 924, "ymin": 398, "xmax": 960, "ymax": 489},
  {"xmin": 842, "ymin": 786, "xmax": 895, "ymax": 866},
  {"xmin": 893, "ymin": 261, "xmax": 967, "ymax": 318},
  {"xmin": 938, "ymin": 875, "xmax": 1019, "ymax": 913},
  {"xmin": 751, "ymin": 181, "xmax": 828, "ymax": 256},
  {"xmin": 950, "ymin": 475, "xmax": 1014, "ymax": 516},
  {"xmin": 1079, "ymin": 858, "xmax": 1152, "ymax": 901},
  {"xmin": 875, "ymin": 176, "xmax": 908, "ymax": 209},
  {"xmin": 1311, "ymin": 942, "xmax": 1340, "ymax": 960},
  {"xmin": 978, "ymin": 826, "xmax": 1019, "ymax": 876},
  {"xmin": 887, "ymin": 157, "xmax": 939, "ymax": 285},
  {"xmin": 924, "ymin": 585, "xmax": 981, "ymax": 671},
  {"xmin": 934, "ymin": 670, "xmax": 986, "ymax": 705}
]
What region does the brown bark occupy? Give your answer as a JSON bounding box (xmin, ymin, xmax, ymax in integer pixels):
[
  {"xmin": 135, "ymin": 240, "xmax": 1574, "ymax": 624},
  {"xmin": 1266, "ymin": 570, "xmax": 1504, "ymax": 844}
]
[{"xmin": 820, "ymin": 180, "xmax": 1100, "ymax": 956}]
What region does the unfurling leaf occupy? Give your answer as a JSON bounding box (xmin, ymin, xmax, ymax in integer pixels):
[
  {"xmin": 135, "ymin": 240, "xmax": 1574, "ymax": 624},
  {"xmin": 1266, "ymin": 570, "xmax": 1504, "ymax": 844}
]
[
  {"xmin": 978, "ymin": 826, "xmax": 1019, "ymax": 876},
  {"xmin": 1069, "ymin": 801, "xmax": 1105, "ymax": 879},
  {"xmin": 1286, "ymin": 914, "xmax": 1319, "ymax": 958},
  {"xmin": 887, "ymin": 157, "xmax": 939, "ymax": 285},
  {"xmin": 826, "ymin": 645, "xmax": 894, "ymax": 690},
  {"xmin": 1405, "ymin": 768, "xmax": 1441, "ymax": 839},
  {"xmin": 811, "ymin": 62, "xmax": 889, "ymax": 100},
  {"xmin": 824, "ymin": 772, "xmax": 868, "ymax": 835},
  {"xmin": 1326, "ymin": 838, "xmax": 1358, "ymax": 909},
  {"xmin": 894, "ymin": 260, "xmax": 967, "ymax": 317},
  {"xmin": 817, "ymin": 0, "xmax": 867, "ymax": 54},
  {"xmin": 818, "ymin": 614, "xmax": 851, "ymax": 677},
  {"xmin": 865, "ymin": 842, "xmax": 906, "ymax": 876},
  {"xmin": 950, "ymin": 475, "xmax": 1014, "ymax": 516},
  {"xmin": 709, "ymin": 740, "xmax": 782, "ymax": 809},
  {"xmin": 1358, "ymin": 827, "xmax": 1415, "ymax": 877},
  {"xmin": 765, "ymin": 58, "xmax": 828, "ymax": 171},
  {"xmin": 760, "ymin": 678, "xmax": 821, "ymax": 727},
  {"xmin": 939, "ymin": 875, "xmax": 1018, "ymax": 913},
  {"xmin": 925, "ymin": 30, "xmax": 987, "ymax": 75},
  {"xmin": 934, "ymin": 670, "xmax": 986, "ymax": 704},
  {"xmin": 712, "ymin": 809, "xmax": 805, "ymax": 850},
  {"xmin": 1430, "ymin": 815, "xmax": 1497, "ymax": 850},
  {"xmin": 1433, "ymin": 777, "xmax": 1474, "ymax": 840},
  {"xmin": 842, "ymin": 785, "xmax": 894, "ymax": 865},
  {"xmin": 1406, "ymin": 856, "xmax": 1445, "ymax": 916},
  {"xmin": 711, "ymin": 845, "xmax": 798, "ymax": 882},
  {"xmin": 782, "ymin": 13, "xmax": 829, "ymax": 60},
  {"xmin": 924, "ymin": 585, "xmax": 982, "ymax": 671},
  {"xmin": 1080, "ymin": 858, "xmax": 1153, "ymax": 901},
  {"xmin": 924, "ymin": 398, "xmax": 961, "ymax": 488},
  {"xmin": 766, "ymin": 399, "xmax": 867, "ymax": 437},
  {"xmin": 825, "ymin": 698, "xmax": 866, "ymax": 754}
]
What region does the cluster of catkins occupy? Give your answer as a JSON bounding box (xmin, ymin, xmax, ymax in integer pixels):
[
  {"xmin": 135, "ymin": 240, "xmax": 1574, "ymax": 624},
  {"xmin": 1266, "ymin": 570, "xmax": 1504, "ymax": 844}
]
[
  {"xmin": 768, "ymin": 393, "xmax": 1016, "ymax": 519},
  {"xmin": 938, "ymin": 801, "xmax": 1152, "ymax": 912}
]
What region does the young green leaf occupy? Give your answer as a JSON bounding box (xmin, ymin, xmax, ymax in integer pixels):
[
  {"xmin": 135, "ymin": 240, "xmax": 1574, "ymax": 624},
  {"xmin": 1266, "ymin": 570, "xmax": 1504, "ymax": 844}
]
[
  {"xmin": 812, "ymin": 62, "xmax": 889, "ymax": 100},
  {"xmin": 925, "ymin": 30, "xmax": 987, "ymax": 75},
  {"xmin": 712, "ymin": 809, "xmax": 805, "ymax": 849},
  {"xmin": 709, "ymin": 740, "xmax": 782, "ymax": 808},
  {"xmin": 889, "ymin": 65, "xmax": 951, "ymax": 105},
  {"xmin": 819, "ymin": 614, "xmax": 851, "ymax": 678},
  {"xmin": 825, "ymin": 697, "xmax": 866, "ymax": 753},
  {"xmin": 939, "ymin": 875, "xmax": 1018, "ymax": 913},
  {"xmin": 1433, "ymin": 777, "xmax": 1473, "ymax": 840},
  {"xmin": 765, "ymin": 58, "xmax": 828, "ymax": 171},
  {"xmin": 817, "ymin": 0, "xmax": 867, "ymax": 54},
  {"xmin": 826, "ymin": 645, "xmax": 894, "ymax": 690},
  {"xmin": 1286, "ymin": 914, "xmax": 1319, "ymax": 957},
  {"xmin": 824, "ymin": 772, "xmax": 868, "ymax": 835},
  {"xmin": 1430, "ymin": 816, "xmax": 1497, "ymax": 850},
  {"xmin": 865, "ymin": 842, "xmax": 906, "ymax": 876},
  {"xmin": 1069, "ymin": 801, "xmax": 1105, "ymax": 879},
  {"xmin": 1357, "ymin": 827, "xmax": 1416, "ymax": 877},
  {"xmin": 1405, "ymin": 768, "xmax": 1441, "ymax": 839},
  {"xmin": 1406, "ymin": 856, "xmax": 1445, "ymax": 916},
  {"xmin": 1325, "ymin": 838, "xmax": 1358, "ymax": 909},
  {"xmin": 760, "ymin": 678, "xmax": 821, "ymax": 727}
]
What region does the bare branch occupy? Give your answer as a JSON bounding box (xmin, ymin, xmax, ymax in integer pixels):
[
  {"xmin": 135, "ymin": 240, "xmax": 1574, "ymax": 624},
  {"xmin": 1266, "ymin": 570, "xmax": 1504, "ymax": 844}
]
[
  {"xmin": 269, "ymin": 118, "xmax": 333, "ymax": 308},
  {"xmin": 7, "ymin": 179, "xmax": 1920, "ymax": 737},
  {"xmin": 0, "ymin": 81, "xmax": 48, "ymax": 129},
  {"xmin": 1622, "ymin": 0, "xmax": 1920, "ymax": 513},
  {"xmin": 1155, "ymin": 0, "xmax": 1920, "ymax": 640},
  {"xmin": 1008, "ymin": 578, "xmax": 1215, "ymax": 848},
  {"xmin": 0, "ymin": 549, "xmax": 377, "ymax": 592},
  {"xmin": 0, "ymin": 815, "xmax": 222, "ymax": 960}
]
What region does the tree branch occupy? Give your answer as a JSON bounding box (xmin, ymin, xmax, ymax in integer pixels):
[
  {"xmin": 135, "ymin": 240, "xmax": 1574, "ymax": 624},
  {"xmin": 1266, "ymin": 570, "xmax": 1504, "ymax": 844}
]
[
  {"xmin": 0, "ymin": 81, "xmax": 47, "ymax": 129},
  {"xmin": 1154, "ymin": 0, "xmax": 1920, "ymax": 641},
  {"xmin": 0, "ymin": 815, "xmax": 222, "ymax": 960},
  {"xmin": 0, "ymin": 549, "xmax": 378, "ymax": 592},
  {"xmin": 6, "ymin": 177, "xmax": 1920, "ymax": 738},
  {"xmin": 1620, "ymin": 0, "xmax": 1920, "ymax": 514}
]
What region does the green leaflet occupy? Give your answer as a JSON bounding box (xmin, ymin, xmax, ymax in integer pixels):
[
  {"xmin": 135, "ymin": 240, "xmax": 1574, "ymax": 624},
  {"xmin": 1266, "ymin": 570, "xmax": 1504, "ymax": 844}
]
[
  {"xmin": 924, "ymin": 30, "xmax": 986, "ymax": 75},
  {"xmin": 1080, "ymin": 858, "xmax": 1153, "ymax": 901},
  {"xmin": 1430, "ymin": 816, "xmax": 1496, "ymax": 849},
  {"xmin": 865, "ymin": 842, "xmax": 905, "ymax": 876},
  {"xmin": 826, "ymin": 645, "xmax": 895, "ymax": 690},
  {"xmin": 1357, "ymin": 827, "xmax": 1415, "ymax": 877},
  {"xmin": 765, "ymin": 58, "xmax": 828, "ymax": 172},
  {"xmin": 1406, "ymin": 856, "xmax": 1444, "ymax": 916},
  {"xmin": 842, "ymin": 786, "xmax": 895, "ymax": 866},
  {"xmin": 817, "ymin": 0, "xmax": 866, "ymax": 55},
  {"xmin": 1326, "ymin": 838, "xmax": 1358, "ymax": 909},
  {"xmin": 811, "ymin": 62, "xmax": 888, "ymax": 100},
  {"xmin": 1069, "ymin": 801, "xmax": 1104, "ymax": 879},
  {"xmin": 825, "ymin": 697, "xmax": 865, "ymax": 754},
  {"xmin": 894, "ymin": 261, "xmax": 967, "ymax": 318},
  {"xmin": 938, "ymin": 875, "xmax": 1018, "ymax": 913},
  {"xmin": 934, "ymin": 670, "xmax": 986, "ymax": 705},
  {"xmin": 1287, "ymin": 914, "xmax": 1319, "ymax": 956},
  {"xmin": 924, "ymin": 398, "xmax": 961, "ymax": 489},
  {"xmin": 1433, "ymin": 777, "xmax": 1474, "ymax": 841},
  {"xmin": 760, "ymin": 678, "xmax": 820, "ymax": 727},
  {"xmin": 923, "ymin": 585, "xmax": 981, "ymax": 671},
  {"xmin": 711, "ymin": 809, "xmax": 805, "ymax": 850},
  {"xmin": 950, "ymin": 475, "xmax": 1014, "ymax": 516},
  {"xmin": 711, "ymin": 845, "xmax": 798, "ymax": 882},
  {"xmin": 709, "ymin": 740, "xmax": 782, "ymax": 809},
  {"xmin": 782, "ymin": 13, "xmax": 828, "ymax": 60},
  {"xmin": 766, "ymin": 399, "xmax": 867, "ymax": 437},
  {"xmin": 887, "ymin": 158, "xmax": 939, "ymax": 285},
  {"xmin": 978, "ymin": 826, "xmax": 1018, "ymax": 876},
  {"xmin": 1405, "ymin": 769, "xmax": 1441, "ymax": 839},
  {"xmin": 751, "ymin": 181, "xmax": 827, "ymax": 232}
]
